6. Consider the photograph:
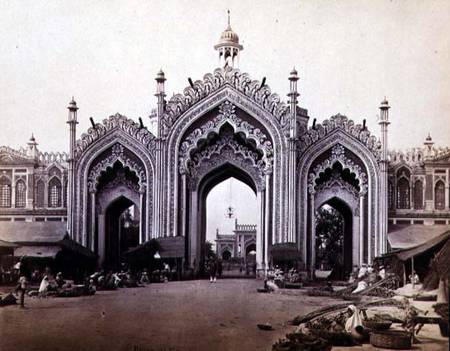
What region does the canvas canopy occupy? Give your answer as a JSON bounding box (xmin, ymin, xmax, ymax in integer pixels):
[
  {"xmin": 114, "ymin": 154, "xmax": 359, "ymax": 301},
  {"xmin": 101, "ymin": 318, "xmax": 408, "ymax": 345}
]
[
  {"xmin": 14, "ymin": 246, "xmax": 61, "ymax": 258},
  {"xmin": 387, "ymin": 224, "xmax": 450, "ymax": 250}
]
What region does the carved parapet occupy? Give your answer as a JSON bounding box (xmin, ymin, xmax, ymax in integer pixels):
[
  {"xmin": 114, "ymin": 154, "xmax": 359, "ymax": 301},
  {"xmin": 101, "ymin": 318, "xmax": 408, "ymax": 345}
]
[
  {"xmin": 0, "ymin": 146, "xmax": 35, "ymax": 164},
  {"xmin": 38, "ymin": 151, "xmax": 69, "ymax": 165},
  {"xmin": 74, "ymin": 113, "xmax": 157, "ymax": 159},
  {"xmin": 388, "ymin": 145, "xmax": 450, "ymax": 167},
  {"xmin": 298, "ymin": 114, "xmax": 382, "ymax": 161},
  {"xmin": 161, "ymin": 67, "xmax": 290, "ymax": 135}
]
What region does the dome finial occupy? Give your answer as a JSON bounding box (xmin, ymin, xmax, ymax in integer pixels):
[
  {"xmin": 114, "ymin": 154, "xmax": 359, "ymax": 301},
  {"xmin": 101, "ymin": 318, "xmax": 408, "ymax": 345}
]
[{"xmin": 214, "ymin": 10, "xmax": 243, "ymax": 68}]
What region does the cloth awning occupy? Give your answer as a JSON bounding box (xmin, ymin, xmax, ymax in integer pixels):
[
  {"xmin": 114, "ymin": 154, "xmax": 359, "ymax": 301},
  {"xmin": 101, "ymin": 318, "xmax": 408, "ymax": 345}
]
[
  {"xmin": 125, "ymin": 237, "xmax": 185, "ymax": 259},
  {"xmin": 387, "ymin": 224, "xmax": 450, "ymax": 249},
  {"xmin": 0, "ymin": 221, "xmax": 66, "ymax": 243},
  {"xmin": 385, "ymin": 231, "xmax": 450, "ymax": 261},
  {"xmin": 14, "ymin": 246, "xmax": 61, "ymax": 258},
  {"xmin": 0, "ymin": 239, "xmax": 18, "ymax": 248},
  {"xmin": 58, "ymin": 236, "xmax": 97, "ymax": 259},
  {"xmin": 0, "ymin": 239, "xmax": 18, "ymax": 255},
  {"xmin": 12, "ymin": 236, "xmax": 96, "ymax": 260}
]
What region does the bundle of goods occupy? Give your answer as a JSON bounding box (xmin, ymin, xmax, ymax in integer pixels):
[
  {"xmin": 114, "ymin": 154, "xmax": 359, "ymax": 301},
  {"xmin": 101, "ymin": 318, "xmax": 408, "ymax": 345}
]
[{"xmin": 272, "ymin": 332, "xmax": 331, "ymax": 351}]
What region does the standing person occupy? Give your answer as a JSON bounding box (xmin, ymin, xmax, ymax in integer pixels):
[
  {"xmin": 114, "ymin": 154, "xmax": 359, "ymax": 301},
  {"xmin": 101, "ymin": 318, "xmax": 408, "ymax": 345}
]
[
  {"xmin": 209, "ymin": 259, "xmax": 217, "ymax": 283},
  {"xmin": 16, "ymin": 275, "xmax": 28, "ymax": 308}
]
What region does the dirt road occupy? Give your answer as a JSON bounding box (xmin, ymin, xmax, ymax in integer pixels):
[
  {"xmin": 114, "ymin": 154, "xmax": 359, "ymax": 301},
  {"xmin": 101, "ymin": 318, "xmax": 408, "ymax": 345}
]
[{"xmin": 0, "ymin": 279, "xmax": 338, "ymax": 351}]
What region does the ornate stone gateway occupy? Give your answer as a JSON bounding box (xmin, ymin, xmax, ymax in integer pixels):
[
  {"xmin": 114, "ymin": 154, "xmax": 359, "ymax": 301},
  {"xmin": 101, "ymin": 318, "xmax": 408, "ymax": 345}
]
[{"xmin": 65, "ymin": 22, "xmax": 388, "ymax": 275}]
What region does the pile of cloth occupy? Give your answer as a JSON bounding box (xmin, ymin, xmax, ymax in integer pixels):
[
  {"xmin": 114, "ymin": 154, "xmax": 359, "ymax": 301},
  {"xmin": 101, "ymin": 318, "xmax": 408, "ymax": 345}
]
[
  {"xmin": 294, "ymin": 305, "xmax": 366, "ymax": 346},
  {"xmin": 0, "ymin": 293, "xmax": 17, "ymax": 306},
  {"xmin": 274, "ymin": 306, "xmax": 368, "ymax": 350}
]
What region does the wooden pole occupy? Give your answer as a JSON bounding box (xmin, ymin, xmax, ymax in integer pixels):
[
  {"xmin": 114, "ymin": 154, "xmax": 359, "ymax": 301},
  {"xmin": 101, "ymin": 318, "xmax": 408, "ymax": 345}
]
[
  {"xmin": 411, "ymin": 256, "xmax": 415, "ymax": 289},
  {"xmin": 403, "ymin": 262, "xmax": 407, "ymax": 287}
]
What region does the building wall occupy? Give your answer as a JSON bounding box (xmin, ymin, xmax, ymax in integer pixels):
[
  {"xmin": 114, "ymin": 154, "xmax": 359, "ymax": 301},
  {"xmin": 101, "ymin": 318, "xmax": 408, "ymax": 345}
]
[
  {"xmin": 0, "ymin": 146, "xmax": 68, "ymax": 224},
  {"xmin": 388, "ymin": 146, "xmax": 450, "ymax": 226}
]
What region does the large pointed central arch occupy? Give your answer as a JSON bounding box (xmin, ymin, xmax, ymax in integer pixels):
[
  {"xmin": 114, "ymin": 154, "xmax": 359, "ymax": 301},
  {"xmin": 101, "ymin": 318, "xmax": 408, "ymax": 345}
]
[{"xmin": 164, "ymin": 84, "xmax": 289, "ymax": 250}]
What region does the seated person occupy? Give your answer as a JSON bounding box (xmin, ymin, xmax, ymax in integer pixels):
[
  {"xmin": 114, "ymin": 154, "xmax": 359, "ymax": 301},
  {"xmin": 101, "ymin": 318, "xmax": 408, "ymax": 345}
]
[
  {"xmin": 55, "ymin": 272, "xmax": 66, "ymax": 289},
  {"xmin": 38, "ymin": 276, "xmax": 50, "ymax": 297}
]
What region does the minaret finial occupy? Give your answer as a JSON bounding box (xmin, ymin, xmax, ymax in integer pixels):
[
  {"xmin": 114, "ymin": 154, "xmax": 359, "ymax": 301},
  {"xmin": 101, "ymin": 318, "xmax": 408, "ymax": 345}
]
[{"xmin": 227, "ymin": 9, "xmax": 231, "ymax": 28}]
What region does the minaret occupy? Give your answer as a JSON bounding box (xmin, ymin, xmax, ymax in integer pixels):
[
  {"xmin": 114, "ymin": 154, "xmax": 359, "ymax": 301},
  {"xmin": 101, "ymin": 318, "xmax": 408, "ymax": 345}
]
[
  {"xmin": 423, "ymin": 133, "xmax": 434, "ymax": 159},
  {"xmin": 155, "ymin": 69, "xmax": 166, "ymax": 139},
  {"xmin": 379, "ymin": 98, "xmax": 390, "ymax": 255},
  {"xmin": 214, "ymin": 11, "xmax": 243, "ymax": 68},
  {"xmin": 154, "ymin": 69, "xmax": 166, "ymax": 238},
  {"xmin": 67, "ymin": 97, "xmax": 79, "ymax": 240},
  {"xmin": 287, "ymin": 68, "xmax": 299, "ymax": 243},
  {"xmin": 27, "ymin": 134, "xmax": 39, "ymax": 160}
]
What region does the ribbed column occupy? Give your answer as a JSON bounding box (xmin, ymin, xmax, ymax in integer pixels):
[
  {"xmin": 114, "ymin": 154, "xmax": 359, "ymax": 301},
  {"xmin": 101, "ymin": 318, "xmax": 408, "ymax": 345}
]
[
  {"xmin": 181, "ymin": 173, "xmax": 187, "ymax": 238},
  {"xmin": 189, "ymin": 190, "xmax": 198, "ymax": 270},
  {"xmin": 359, "ymin": 194, "xmax": 365, "ymax": 265},
  {"xmin": 264, "ymin": 172, "xmax": 271, "ymax": 273},
  {"xmin": 379, "ymin": 98, "xmax": 390, "ymax": 255},
  {"xmin": 287, "ymin": 68, "xmax": 299, "ymax": 244},
  {"xmin": 139, "ymin": 191, "xmax": 145, "ymax": 243},
  {"xmin": 445, "ymin": 169, "xmax": 449, "ymax": 210},
  {"xmin": 90, "ymin": 191, "xmax": 96, "ymax": 251},
  {"xmin": 309, "ymin": 191, "xmax": 315, "ymax": 277},
  {"xmin": 67, "ymin": 98, "xmax": 78, "ymax": 240},
  {"xmin": 256, "ymin": 190, "xmax": 264, "ymax": 271}
]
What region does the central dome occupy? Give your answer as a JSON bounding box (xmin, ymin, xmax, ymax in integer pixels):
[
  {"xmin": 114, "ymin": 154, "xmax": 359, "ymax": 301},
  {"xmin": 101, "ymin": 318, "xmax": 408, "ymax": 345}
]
[{"xmin": 219, "ymin": 24, "xmax": 239, "ymax": 45}]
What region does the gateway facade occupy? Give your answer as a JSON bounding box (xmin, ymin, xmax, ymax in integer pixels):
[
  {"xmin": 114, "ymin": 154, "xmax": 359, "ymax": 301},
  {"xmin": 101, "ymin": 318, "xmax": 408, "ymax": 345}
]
[{"xmin": 1, "ymin": 22, "xmax": 449, "ymax": 275}]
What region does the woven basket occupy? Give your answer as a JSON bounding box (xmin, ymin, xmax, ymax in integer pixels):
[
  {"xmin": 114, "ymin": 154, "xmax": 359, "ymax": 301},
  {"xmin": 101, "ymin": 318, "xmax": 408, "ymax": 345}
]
[
  {"xmin": 434, "ymin": 303, "xmax": 449, "ymax": 321},
  {"xmin": 363, "ymin": 319, "xmax": 392, "ymax": 330},
  {"xmin": 370, "ymin": 330, "xmax": 411, "ymax": 350}
]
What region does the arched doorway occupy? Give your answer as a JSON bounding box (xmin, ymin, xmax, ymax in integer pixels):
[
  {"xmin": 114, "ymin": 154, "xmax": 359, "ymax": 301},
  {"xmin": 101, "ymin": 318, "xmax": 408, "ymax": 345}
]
[
  {"xmin": 305, "ymin": 144, "xmax": 369, "ymax": 277},
  {"xmin": 222, "ymin": 250, "xmax": 232, "ymax": 261},
  {"xmin": 104, "ymin": 196, "xmax": 139, "ymax": 270},
  {"xmin": 95, "ymin": 160, "xmax": 142, "ymax": 268},
  {"xmin": 198, "ymin": 164, "xmax": 258, "ymax": 275},
  {"xmin": 177, "ymin": 112, "xmax": 272, "ymax": 275},
  {"xmin": 315, "ymin": 199, "xmax": 353, "ymax": 279}
]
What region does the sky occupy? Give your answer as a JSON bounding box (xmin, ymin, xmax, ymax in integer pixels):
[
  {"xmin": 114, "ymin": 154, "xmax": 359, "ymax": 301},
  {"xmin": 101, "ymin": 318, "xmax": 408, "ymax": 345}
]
[
  {"xmin": 1, "ymin": 1, "xmax": 449, "ymax": 235},
  {"xmin": 0, "ymin": 0, "xmax": 449, "ymax": 152},
  {"xmin": 206, "ymin": 179, "xmax": 256, "ymax": 243}
]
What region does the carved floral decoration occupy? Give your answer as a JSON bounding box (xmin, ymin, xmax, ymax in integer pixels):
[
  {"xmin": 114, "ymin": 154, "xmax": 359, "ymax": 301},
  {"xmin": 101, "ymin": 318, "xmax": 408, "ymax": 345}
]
[
  {"xmin": 87, "ymin": 143, "xmax": 146, "ymax": 193},
  {"xmin": 308, "ymin": 144, "xmax": 368, "ymax": 195},
  {"xmin": 161, "ymin": 68, "xmax": 290, "ymax": 135},
  {"xmin": 298, "ymin": 114, "xmax": 382, "ymax": 161},
  {"xmin": 179, "ymin": 101, "xmax": 273, "ymax": 175}
]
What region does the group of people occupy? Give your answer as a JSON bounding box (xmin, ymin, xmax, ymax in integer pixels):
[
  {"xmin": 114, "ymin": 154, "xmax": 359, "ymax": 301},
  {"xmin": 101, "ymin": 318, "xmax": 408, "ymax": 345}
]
[
  {"xmin": 350, "ymin": 263, "xmax": 388, "ymax": 294},
  {"xmin": 11, "ymin": 262, "xmax": 181, "ymax": 308}
]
